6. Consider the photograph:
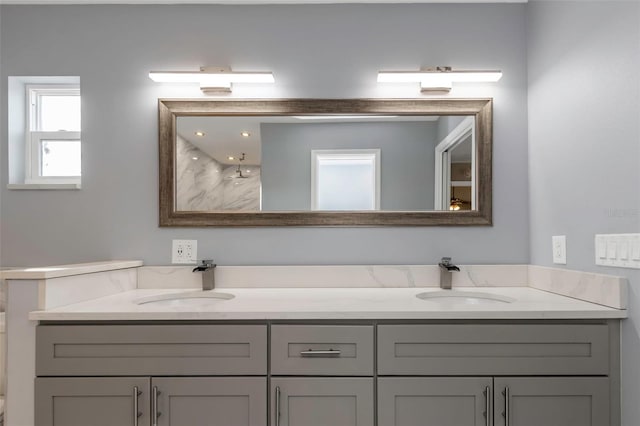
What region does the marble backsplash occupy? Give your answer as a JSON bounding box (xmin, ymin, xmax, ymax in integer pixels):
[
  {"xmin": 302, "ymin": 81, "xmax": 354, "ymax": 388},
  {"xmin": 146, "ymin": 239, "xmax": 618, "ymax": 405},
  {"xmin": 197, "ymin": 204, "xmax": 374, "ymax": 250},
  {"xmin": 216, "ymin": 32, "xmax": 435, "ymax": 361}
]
[
  {"xmin": 138, "ymin": 264, "xmax": 529, "ymax": 289},
  {"xmin": 137, "ymin": 264, "xmax": 627, "ymax": 309},
  {"xmin": 40, "ymin": 268, "xmax": 138, "ymax": 310},
  {"xmin": 528, "ymin": 266, "xmax": 627, "ymax": 309}
]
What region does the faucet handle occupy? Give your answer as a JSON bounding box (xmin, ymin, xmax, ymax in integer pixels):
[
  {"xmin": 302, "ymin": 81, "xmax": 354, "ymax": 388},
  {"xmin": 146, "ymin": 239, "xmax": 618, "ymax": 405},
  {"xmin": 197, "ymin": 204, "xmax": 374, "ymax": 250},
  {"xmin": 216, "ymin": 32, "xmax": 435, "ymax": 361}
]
[
  {"xmin": 193, "ymin": 260, "xmax": 216, "ymax": 272},
  {"xmin": 440, "ymin": 257, "xmax": 452, "ymax": 265}
]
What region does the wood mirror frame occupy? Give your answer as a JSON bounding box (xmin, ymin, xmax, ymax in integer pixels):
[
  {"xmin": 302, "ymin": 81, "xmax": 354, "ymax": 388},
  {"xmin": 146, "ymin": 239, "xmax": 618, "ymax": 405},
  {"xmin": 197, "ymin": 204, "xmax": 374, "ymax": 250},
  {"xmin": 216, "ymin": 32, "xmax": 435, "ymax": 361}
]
[{"xmin": 159, "ymin": 98, "xmax": 492, "ymax": 227}]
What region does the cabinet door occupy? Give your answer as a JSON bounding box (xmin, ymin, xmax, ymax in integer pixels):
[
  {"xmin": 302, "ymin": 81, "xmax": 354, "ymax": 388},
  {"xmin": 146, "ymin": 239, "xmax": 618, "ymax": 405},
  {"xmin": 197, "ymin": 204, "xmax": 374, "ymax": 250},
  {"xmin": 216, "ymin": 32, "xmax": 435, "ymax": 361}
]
[
  {"xmin": 270, "ymin": 378, "xmax": 373, "ymax": 426},
  {"xmin": 35, "ymin": 377, "xmax": 150, "ymax": 426},
  {"xmin": 494, "ymin": 377, "xmax": 609, "ymax": 426},
  {"xmin": 378, "ymin": 377, "xmax": 492, "ymax": 426},
  {"xmin": 152, "ymin": 377, "xmax": 266, "ymax": 426}
]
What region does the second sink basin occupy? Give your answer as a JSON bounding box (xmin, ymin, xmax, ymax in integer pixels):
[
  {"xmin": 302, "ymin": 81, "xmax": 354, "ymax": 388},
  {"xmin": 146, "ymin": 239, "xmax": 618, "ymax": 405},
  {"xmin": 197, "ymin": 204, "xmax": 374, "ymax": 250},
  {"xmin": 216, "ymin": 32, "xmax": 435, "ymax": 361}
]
[
  {"xmin": 416, "ymin": 290, "xmax": 515, "ymax": 305},
  {"xmin": 134, "ymin": 291, "xmax": 235, "ymax": 307}
]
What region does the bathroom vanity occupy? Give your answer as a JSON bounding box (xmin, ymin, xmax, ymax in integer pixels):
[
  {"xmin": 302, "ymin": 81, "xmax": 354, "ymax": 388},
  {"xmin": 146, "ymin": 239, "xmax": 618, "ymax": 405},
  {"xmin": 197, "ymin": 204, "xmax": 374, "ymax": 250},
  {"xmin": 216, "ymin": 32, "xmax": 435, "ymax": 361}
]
[
  {"xmin": 33, "ymin": 320, "xmax": 617, "ymax": 426},
  {"xmin": 2, "ymin": 262, "xmax": 627, "ymax": 426}
]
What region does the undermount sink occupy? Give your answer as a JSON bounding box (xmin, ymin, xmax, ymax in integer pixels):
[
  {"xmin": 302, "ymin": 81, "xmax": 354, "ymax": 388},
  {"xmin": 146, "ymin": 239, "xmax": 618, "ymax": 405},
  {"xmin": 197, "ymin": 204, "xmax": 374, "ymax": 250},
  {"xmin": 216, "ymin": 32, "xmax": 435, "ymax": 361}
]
[
  {"xmin": 416, "ymin": 290, "xmax": 515, "ymax": 305},
  {"xmin": 134, "ymin": 291, "xmax": 235, "ymax": 307}
]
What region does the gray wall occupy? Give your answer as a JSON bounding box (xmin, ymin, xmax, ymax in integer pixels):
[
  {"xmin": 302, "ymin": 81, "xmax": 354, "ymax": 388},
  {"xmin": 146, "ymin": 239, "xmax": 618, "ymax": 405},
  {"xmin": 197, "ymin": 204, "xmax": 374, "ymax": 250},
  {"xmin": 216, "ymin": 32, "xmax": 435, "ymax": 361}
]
[
  {"xmin": 261, "ymin": 121, "xmax": 437, "ymax": 211},
  {"xmin": 0, "ymin": 4, "xmax": 529, "ymax": 266},
  {"xmin": 436, "ymin": 115, "xmax": 467, "ymax": 144},
  {"xmin": 526, "ymin": 2, "xmax": 640, "ymax": 425}
]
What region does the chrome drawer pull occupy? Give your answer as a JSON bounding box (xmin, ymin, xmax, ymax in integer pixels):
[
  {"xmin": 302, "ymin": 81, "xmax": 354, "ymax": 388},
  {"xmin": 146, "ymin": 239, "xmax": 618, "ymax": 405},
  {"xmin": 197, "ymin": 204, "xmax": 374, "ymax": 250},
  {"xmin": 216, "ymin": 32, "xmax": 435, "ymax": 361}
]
[
  {"xmin": 133, "ymin": 386, "xmax": 142, "ymax": 426},
  {"xmin": 152, "ymin": 386, "xmax": 162, "ymax": 426},
  {"xmin": 483, "ymin": 386, "xmax": 490, "ymax": 426},
  {"xmin": 275, "ymin": 386, "xmax": 281, "ymax": 426},
  {"xmin": 300, "ymin": 349, "xmax": 341, "ymax": 357},
  {"xmin": 502, "ymin": 387, "xmax": 510, "ymax": 426}
]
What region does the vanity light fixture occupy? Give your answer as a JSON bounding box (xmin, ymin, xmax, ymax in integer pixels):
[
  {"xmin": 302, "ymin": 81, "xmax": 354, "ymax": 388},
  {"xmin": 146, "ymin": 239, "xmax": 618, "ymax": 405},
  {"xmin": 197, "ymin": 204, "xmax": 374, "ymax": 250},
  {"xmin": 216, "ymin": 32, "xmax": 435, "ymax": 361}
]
[
  {"xmin": 377, "ymin": 66, "xmax": 502, "ymax": 93},
  {"xmin": 240, "ymin": 131, "xmax": 251, "ymax": 137},
  {"xmin": 194, "ymin": 131, "xmax": 205, "ymax": 137},
  {"xmin": 149, "ymin": 66, "xmax": 274, "ymax": 94}
]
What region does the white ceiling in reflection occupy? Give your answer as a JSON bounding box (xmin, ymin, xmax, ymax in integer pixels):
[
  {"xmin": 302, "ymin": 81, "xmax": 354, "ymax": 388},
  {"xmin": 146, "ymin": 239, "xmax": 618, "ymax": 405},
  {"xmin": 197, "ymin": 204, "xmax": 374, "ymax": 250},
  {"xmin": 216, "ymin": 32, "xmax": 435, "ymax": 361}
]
[{"xmin": 177, "ymin": 115, "xmax": 441, "ymax": 166}]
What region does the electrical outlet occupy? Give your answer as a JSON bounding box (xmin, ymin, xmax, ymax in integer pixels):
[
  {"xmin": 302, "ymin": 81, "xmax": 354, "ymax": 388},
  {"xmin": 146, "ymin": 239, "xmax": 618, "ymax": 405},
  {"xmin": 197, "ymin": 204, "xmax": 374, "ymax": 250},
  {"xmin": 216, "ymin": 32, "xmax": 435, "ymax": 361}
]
[
  {"xmin": 172, "ymin": 239, "xmax": 197, "ymax": 264},
  {"xmin": 552, "ymin": 235, "xmax": 567, "ymax": 264}
]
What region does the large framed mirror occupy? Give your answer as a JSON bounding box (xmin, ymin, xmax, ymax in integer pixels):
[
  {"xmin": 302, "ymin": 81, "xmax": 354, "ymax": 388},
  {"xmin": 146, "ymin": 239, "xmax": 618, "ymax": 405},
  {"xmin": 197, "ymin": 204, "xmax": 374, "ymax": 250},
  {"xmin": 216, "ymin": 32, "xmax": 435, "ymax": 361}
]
[{"xmin": 159, "ymin": 98, "xmax": 492, "ymax": 226}]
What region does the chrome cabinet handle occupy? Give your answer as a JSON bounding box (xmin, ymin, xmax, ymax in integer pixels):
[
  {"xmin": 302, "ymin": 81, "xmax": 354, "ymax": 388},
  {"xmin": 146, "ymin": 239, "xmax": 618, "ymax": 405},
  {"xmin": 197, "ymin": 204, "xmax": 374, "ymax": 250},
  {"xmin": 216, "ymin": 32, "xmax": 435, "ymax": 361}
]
[
  {"xmin": 300, "ymin": 349, "xmax": 341, "ymax": 357},
  {"xmin": 152, "ymin": 386, "xmax": 162, "ymax": 426},
  {"xmin": 483, "ymin": 386, "xmax": 490, "ymax": 426},
  {"xmin": 133, "ymin": 386, "xmax": 142, "ymax": 426},
  {"xmin": 502, "ymin": 387, "xmax": 510, "ymax": 426},
  {"xmin": 275, "ymin": 386, "xmax": 281, "ymax": 426}
]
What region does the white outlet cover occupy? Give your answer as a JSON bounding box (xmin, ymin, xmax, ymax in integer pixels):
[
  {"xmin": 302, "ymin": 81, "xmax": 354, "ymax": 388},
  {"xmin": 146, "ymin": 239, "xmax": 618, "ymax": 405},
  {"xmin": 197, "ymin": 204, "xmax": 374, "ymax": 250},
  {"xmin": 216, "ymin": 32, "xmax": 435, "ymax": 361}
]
[
  {"xmin": 552, "ymin": 235, "xmax": 567, "ymax": 264},
  {"xmin": 172, "ymin": 239, "xmax": 198, "ymax": 264}
]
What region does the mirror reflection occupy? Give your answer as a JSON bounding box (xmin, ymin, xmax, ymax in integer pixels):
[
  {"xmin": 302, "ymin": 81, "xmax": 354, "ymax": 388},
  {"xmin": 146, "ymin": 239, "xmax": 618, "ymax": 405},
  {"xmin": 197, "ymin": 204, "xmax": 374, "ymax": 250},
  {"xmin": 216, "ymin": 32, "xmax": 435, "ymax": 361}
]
[{"xmin": 176, "ymin": 115, "xmax": 475, "ymax": 212}]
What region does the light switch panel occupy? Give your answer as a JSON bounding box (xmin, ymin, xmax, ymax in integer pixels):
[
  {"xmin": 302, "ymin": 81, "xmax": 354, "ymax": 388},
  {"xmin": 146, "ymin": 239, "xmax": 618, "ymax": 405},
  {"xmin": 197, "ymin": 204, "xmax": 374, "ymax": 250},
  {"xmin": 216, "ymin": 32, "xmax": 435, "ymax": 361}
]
[
  {"xmin": 632, "ymin": 236, "xmax": 640, "ymax": 261},
  {"xmin": 596, "ymin": 235, "xmax": 607, "ymax": 259},
  {"xmin": 595, "ymin": 233, "xmax": 640, "ymax": 269},
  {"xmin": 607, "ymin": 240, "xmax": 617, "ymax": 259}
]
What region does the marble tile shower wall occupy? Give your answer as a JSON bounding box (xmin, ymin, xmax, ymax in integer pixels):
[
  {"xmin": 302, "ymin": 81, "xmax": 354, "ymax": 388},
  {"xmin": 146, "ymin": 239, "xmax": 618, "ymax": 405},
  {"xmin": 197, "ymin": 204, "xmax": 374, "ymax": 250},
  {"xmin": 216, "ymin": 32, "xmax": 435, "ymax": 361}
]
[
  {"xmin": 176, "ymin": 135, "xmax": 261, "ymax": 211},
  {"xmin": 176, "ymin": 135, "xmax": 224, "ymax": 210}
]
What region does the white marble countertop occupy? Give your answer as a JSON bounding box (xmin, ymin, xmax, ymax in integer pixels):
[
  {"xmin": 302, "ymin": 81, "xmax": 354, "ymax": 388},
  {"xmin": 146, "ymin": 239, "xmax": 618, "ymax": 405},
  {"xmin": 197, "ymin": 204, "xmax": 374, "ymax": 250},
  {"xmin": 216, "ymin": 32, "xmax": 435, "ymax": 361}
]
[
  {"xmin": 0, "ymin": 260, "xmax": 143, "ymax": 280},
  {"xmin": 29, "ymin": 286, "xmax": 627, "ymax": 321}
]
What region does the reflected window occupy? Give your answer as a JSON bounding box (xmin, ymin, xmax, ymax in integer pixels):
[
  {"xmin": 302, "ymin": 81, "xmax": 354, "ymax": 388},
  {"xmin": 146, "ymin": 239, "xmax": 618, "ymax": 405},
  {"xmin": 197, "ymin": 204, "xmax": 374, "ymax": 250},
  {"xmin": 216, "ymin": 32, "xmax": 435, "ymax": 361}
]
[{"xmin": 311, "ymin": 149, "xmax": 380, "ymax": 211}]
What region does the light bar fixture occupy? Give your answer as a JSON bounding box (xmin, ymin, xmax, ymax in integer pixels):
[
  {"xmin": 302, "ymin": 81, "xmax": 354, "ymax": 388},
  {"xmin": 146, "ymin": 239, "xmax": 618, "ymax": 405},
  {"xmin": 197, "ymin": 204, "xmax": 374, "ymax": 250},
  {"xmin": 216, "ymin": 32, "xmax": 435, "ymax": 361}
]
[
  {"xmin": 149, "ymin": 66, "xmax": 274, "ymax": 94},
  {"xmin": 377, "ymin": 66, "xmax": 502, "ymax": 93}
]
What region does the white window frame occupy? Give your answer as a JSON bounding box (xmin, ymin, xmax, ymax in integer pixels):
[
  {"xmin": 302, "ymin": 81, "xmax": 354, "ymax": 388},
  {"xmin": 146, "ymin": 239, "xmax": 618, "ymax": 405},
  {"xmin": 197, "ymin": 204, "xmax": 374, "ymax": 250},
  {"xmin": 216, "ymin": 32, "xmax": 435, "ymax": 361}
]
[
  {"xmin": 311, "ymin": 149, "xmax": 381, "ymax": 211},
  {"xmin": 25, "ymin": 84, "xmax": 81, "ymax": 185},
  {"xmin": 434, "ymin": 116, "xmax": 475, "ymax": 210}
]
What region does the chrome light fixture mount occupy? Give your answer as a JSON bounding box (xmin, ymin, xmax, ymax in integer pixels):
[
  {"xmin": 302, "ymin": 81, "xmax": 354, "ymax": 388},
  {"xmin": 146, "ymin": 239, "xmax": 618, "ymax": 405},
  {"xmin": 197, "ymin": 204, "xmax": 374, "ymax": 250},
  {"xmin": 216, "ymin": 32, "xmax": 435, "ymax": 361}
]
[
  {"xmin": 149, "ymin": 66, "xmax": 275, "ymax": 95},
  {"xmin": 377, "ymin": 66, "xmax": 502, "ymax": 93}
]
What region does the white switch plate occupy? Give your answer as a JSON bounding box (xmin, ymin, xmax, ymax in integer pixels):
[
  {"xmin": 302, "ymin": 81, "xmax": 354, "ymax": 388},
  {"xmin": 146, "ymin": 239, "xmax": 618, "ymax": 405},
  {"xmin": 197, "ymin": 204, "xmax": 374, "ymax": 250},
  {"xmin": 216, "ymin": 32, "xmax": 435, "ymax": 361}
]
[
  {"xmin": 595, "ymin": 233, "xmax": 640, "ymax": 269},
  {"xmin": 172, "ymin": 239, "xmax": 197, "ymax": 264},
  {"xmin": 552, "ymin": 235, "xmax": 567, "ymax": 264}
]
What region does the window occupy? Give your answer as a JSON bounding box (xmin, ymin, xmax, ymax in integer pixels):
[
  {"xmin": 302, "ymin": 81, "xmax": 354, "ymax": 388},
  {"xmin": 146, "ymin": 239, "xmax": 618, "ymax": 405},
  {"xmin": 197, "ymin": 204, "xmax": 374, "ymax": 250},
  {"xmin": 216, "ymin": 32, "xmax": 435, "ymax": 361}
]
[
  {"xmin": 25, "ymin": 85, "xmax": 81, "ymax": 185},
  {"xmin": 311, "ymin": 149, "xmax": 381, "ymax": 211}
]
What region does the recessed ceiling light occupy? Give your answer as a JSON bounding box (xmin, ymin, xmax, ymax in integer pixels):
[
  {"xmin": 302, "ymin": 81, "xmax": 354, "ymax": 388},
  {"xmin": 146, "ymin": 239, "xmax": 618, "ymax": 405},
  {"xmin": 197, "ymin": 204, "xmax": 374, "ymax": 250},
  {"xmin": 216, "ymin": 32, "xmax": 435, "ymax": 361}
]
[
  {"xmin": 240, "ymin": 131, "xmax": 251, "ymax": 137},
  {"xmin": 195, "ymin": 131, "xmax": 205, "ymax": 137},
  {"xmin": 228, "ymin": 156, "xmax": 235, "ymax": 160},
  {"xmin": 192, "ymin": 157, "xmax": 199, "ymax": 161}
]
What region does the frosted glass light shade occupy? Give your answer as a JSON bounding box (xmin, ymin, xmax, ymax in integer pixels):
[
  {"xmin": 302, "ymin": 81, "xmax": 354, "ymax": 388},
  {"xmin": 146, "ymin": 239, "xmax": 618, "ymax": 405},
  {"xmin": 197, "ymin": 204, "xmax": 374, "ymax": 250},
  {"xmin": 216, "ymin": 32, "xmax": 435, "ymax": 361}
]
[{"xmin": 377, "ymin": 69, "xmax": 502, "ymax": 91}]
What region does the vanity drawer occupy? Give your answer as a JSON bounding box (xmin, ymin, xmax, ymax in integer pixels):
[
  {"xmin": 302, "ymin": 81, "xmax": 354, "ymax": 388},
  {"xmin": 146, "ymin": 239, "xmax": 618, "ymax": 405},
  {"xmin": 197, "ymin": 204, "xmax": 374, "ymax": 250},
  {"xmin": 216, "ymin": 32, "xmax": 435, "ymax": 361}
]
[
  {"xmin": 36, "ymin": 324, "xmax": 267, "ymax": 376},
  {"xmin": 271, "ymin": 325, "xmax": 374, "ymax": 375},
  {"xmin": 378, "ymin": 323, "xmax": 609, "ymax": 375}
]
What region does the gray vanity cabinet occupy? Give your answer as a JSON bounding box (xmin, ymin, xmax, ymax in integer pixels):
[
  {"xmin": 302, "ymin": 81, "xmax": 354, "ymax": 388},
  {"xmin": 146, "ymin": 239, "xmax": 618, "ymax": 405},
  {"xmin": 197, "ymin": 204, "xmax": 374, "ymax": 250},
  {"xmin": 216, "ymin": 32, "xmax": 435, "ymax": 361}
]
[
  {"xmin": 378, "ymin": 377, "xmax": 610, "ymax": 426},
  {"xmin": 270, "ymin": 378, "xmax": 374, "ymax": 426},
  {"xmin": 269, "ymin": 325, "xmax": 375, "ymax": 426},
  {"xmin": 152, "ymin": 377, "xmax": 267, "ymax": 426},
  {"xmin": 35, "ymin": 324, "xmax": 269, "ymax": 426},
  {"xmin": 35, "ymin": 377, "xmax": 151, "ymax": 426},
  {"xmin": 34, "ymin": 321, "xmax": 618, "ymax": 426},
  {"xmin": 493, "ymin": 377, "xmax": 610, "ymax": 426},
  {"xmin": 35, "ymin": 377, "xmax": 266, "ymax": 426},
  {"xmin": 378, "ymin": 377, "xmax": 492, "ymax": 426},
  {"xmin": 377, "ymin": 323, "xmax": 615, "ymax": 426}
]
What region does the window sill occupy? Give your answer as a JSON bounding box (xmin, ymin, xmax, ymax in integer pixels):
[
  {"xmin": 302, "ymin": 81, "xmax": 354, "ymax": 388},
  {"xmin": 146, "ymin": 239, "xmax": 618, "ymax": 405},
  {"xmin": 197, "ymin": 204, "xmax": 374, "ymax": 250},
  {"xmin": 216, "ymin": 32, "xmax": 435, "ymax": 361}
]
[{"xmin": 7, "ymin": 183, "xmax": 81, "ymax": 190}]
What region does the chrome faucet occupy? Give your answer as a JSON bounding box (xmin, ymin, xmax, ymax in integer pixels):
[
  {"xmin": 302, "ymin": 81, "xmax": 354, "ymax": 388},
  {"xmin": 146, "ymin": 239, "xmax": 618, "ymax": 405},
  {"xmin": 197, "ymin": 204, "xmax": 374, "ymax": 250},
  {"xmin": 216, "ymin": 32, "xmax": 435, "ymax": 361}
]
[
  {"xmin": 193, "ymin": 259, "xmax": 217, "ymax": 291},
  {"xmin": 438, "ymin": 257, "xmax": 460, "ymax": 290}
]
